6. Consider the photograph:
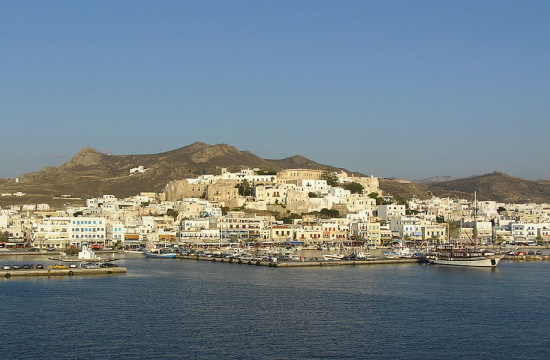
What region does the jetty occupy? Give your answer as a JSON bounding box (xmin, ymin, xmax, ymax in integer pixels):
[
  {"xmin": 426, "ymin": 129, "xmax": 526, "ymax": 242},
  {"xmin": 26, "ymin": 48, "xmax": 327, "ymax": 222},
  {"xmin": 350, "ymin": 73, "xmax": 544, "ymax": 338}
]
[
  {"xmin": 176, "ymin": 254, "xmax": 423, "ymax": 267},
  {"xmin": 1, "ymin": 266, "xmax": 127, "ymax": 278}
]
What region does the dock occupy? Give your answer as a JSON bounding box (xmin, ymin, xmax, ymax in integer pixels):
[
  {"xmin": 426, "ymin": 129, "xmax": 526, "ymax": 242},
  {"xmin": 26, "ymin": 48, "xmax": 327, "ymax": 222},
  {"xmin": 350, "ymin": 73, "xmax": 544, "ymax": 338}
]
[
  {"xmin": 1, "ymin": 266, "xmax": 127, "ymax": 278},
  {"xmin": 176, "ymin": 255, "xmax": 424, "ymax": 267}
]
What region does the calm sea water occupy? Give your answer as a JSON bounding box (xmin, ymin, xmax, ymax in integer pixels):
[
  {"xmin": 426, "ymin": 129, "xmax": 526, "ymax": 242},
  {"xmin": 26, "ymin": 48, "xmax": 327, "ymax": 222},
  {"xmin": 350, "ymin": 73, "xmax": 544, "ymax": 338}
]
[{"xmin": 1, "ymin": 254, "xmax": 548, "ymax": 360}]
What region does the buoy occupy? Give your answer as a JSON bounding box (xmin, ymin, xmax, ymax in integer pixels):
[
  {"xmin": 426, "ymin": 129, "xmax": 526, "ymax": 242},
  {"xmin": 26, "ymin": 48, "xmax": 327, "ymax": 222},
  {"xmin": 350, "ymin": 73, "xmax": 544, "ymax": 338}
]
[
  {"xmin": 256, "ymin": 261, "xmax": 261, "ymax": 266},
  {"xmin": 68, "ymin": 271, "xmax": 74, "ymax": 276},
  {"xmin": 212, "ymin": 258, "xmax": 216, "ymax": 262},
  {"xmin": 4, "ymin": 273, "xmax": 11, "ymax": 278}
]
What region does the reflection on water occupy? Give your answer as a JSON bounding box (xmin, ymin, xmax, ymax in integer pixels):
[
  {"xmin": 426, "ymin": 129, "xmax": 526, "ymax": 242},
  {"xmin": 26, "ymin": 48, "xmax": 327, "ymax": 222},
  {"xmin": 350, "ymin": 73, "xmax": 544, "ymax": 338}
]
[{"xmin": 1, "ymin": 253, "xmax": 549, "ymax": 359}]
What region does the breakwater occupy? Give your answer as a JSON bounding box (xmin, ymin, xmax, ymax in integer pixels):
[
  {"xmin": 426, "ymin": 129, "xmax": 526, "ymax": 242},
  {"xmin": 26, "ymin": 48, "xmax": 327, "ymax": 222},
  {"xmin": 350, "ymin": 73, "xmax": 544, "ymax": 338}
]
[
  {"xmin": 1, "ymin": 266, "xmax": 127, "ymax": 278},
  {"xmin": 176, "ymin": 254, "xmax": 424, "ymax": 267}
]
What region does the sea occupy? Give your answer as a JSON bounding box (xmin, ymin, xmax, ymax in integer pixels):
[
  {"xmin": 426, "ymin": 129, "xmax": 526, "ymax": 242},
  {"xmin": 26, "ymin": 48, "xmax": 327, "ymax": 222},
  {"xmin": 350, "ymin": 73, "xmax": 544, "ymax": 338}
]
[{"xmin": 1, "ymin": 252, "xmax": 548, "ymax": 360}]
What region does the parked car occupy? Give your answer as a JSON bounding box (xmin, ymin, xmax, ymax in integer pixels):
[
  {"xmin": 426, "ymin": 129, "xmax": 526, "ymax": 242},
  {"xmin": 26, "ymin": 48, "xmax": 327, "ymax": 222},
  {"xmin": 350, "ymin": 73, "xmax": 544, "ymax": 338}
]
[
  {"xmin": 69, "ymin": 263, "xmax": 78, "ymax": 268},
  {"xmin": 36, "ymin": 264, "xmax": 44, "ymax": 269},
  {"xmin": 82, "ymin": 263, "xmax": 101, "ymax": 269},
  {"xmin": 52, "ymin": 264, "xmax": 68, "ymax": 269},
  {"xmin": 46, "ymin": 247, "xmax": 56, "ymax": 251},
  {"xmin": 100, "ymin": 262, "xmax": 118, "ymax": 268},
  {"xmin": 2, "ymin": 265, "xmax": 12, "ymax": 270},
  {"xmin": 536, "ymin": 250, "xmax": 543, "ymax": 255},
  {"xmin": 27, "ymin": 248, "xmax": 40, "ymax": 252}
]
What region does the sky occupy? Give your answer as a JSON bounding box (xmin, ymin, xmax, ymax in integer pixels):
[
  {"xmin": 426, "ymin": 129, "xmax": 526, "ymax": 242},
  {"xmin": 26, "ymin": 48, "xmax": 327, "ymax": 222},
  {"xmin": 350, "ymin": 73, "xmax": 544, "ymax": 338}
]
[{"xmin": 1, "ymin": 0, "xmax": 549, "ymax": 181}]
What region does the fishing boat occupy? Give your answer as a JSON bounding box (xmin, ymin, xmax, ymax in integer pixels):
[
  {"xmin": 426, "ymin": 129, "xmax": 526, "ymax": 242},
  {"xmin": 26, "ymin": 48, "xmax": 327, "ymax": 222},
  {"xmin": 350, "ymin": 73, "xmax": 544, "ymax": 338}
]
[{"xmin": 143, "ymin": 248, "xmax": 176, "ymax": 258}]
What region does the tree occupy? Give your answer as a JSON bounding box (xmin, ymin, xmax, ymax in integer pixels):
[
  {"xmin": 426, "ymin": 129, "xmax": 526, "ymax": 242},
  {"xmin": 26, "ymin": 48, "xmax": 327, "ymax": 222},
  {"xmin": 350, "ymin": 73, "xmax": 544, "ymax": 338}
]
[
  {"xmin": 342, "ymin": 182, "xmax": 364, "ymax": 194},
  {"xmin": 321, "ymin": 168, "xmax": 339, "ymax": 187},
  {"xmin": 0, "ymin": 231, "xmax": 10, "ymax": 242},
  {"xmin": 436, "ymin": 215, "xmax": 446, "ymax": 224},
  {"xmin": 497, "ymin": 206, "xmax": 507, "ymax": 214},
  {"xmin": 166, "ymin": 209, "xmax": 179, "ymax": 220},
  {"xmin": 320, "ymin": 208, "xmax": 340, "ymax": 218},
  {"xmin": 368, "ymin": 192, "xmax": 379, "ymax": 199},
  {"xmin": 236, "ymin": 180, "xmax": 252, "ymax": 196}
]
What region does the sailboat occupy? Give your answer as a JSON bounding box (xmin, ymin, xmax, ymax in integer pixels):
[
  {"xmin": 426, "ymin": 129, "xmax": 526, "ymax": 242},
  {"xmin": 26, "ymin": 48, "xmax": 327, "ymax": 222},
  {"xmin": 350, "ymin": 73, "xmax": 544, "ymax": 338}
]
[{"xmin": 428, "ymin": 193, "xmax": 503, "ymax": 268}]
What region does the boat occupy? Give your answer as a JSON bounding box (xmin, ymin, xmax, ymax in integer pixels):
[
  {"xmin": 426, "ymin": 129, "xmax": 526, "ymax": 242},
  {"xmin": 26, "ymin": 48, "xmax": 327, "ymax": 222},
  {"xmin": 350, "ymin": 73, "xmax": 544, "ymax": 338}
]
[
  {"xmin": 322, "ymin": 253, "xmax": 344, "ymax": 261},
  {"xmin": 382, "ymin": 251, "xmax": 399, "ymax": 259},
  {"xmin": 49, "ymin": 244, "xmax": 118, "ymax": 262},
  {"xmin": 428, "ymin": 192, "xmax": 502, "ymax": 268},
  {"xmin": 391, "ymin": 240, "xmax": 415, "ymax": 258},
  {"xmin": 428, "ymin": 245, "xmax": 502, "ymax": 267},
  {"xmin": 143, "ymin": 248, "xmax": 176, "ymax": 258}
]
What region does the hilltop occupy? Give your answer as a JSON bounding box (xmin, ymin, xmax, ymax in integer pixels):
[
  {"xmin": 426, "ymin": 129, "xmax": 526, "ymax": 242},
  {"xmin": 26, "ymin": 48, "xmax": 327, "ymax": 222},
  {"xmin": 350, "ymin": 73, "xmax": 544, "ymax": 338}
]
[
  {"xmin": 0, "ymin": 142, "xmax": 342, "ymax": 206},
  {"xmin": 0, "ymin": 143, "xmax": 548, "ymax": 207},
  {"xmin": 379, "ymin": 172, "xmax": 550, "ymax": 203}
]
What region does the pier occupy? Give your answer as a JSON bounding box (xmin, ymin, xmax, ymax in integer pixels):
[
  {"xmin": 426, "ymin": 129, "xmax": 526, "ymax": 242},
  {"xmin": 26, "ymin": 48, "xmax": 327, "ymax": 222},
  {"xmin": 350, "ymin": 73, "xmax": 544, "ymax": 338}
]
[
  {"xmin": 176, "ymin": 254, "xmax": 424, "ymax": 267},
  {"xmin": 1, "ymin": 266, "xmax": 127, "ymax": 278}
]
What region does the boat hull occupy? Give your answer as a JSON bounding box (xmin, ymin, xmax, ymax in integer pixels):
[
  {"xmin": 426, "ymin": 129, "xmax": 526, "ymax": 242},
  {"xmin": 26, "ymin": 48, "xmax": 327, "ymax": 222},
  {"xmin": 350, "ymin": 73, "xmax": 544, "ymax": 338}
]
[
  {"xmin": 144, "ymin": 253, "xmax": 176, "ymax": 259},
  {"xmin": 322, "ymin": 254, "xmax": 344, "ymax": 261},
  {"xmin": 429, "ymin": 256, "xmax": 502, "ymax": 267}
]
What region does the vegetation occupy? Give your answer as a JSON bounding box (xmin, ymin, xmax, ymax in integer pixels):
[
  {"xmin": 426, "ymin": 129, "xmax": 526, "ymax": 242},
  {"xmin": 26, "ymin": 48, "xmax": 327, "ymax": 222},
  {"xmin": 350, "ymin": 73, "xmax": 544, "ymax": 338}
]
[
  {"xmin": 436, "ymin": 215, "xmax": 446, "ymax": 223},
  {"xmin": 0, "ymin": 231, "xmax": 10, "ymax": 242},
  {"xmin": 321, "ymin": 168, "xmax": 340, "ymax": 187},
  {"xmin": 278, "ymin": 212, "xmax": 302, "ymax": 224},
  {"xmin": 166, "ymin": 209, "xmax": 179, "ymax": 220},
  {"xmin": 235, "ymin": 180, "xmax": 252, "ymax": 196},
  {"xmin": 320, "ymin": 208, "xmax": 340, "ymax": 218},
  {"xmin": 368, "ymin": 192, "xmax": 392, "ymax": 205},
  {"xmin": 342, "ymin": 182, "xmax": 364, "ymax": 194},
  {"xmin": 256, "ymin": 170, "xmax": 277, "ymax": 175}
]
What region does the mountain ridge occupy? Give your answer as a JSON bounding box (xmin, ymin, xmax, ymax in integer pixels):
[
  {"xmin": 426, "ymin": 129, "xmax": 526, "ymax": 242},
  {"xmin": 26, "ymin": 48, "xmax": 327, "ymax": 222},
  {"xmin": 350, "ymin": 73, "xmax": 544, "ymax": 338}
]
[{"xmin": 0, "ymin": 143, "xmax": 549, "ymax": 206}]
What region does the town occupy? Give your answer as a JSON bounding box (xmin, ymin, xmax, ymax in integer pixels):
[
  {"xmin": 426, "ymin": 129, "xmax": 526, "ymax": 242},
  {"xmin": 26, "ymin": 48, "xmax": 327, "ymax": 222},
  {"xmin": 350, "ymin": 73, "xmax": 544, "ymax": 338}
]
[{"xmin": 1, "ymin": 168, "xmax": 549, "ymax": 251}]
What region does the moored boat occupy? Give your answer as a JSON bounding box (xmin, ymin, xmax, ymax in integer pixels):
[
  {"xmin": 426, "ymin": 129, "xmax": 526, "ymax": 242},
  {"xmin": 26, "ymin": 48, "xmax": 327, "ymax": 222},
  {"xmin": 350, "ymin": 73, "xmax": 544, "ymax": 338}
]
[
  {"xmin": 143, "ymin": 248, "xmax": 176, "ymax": 258},
  {"xmin": 427, "ymin": 245, "xmax": 502, "ymax": 267},
  {"xmin": 322, "ymin": 253, "xmax": 344, "ymax": 261}
]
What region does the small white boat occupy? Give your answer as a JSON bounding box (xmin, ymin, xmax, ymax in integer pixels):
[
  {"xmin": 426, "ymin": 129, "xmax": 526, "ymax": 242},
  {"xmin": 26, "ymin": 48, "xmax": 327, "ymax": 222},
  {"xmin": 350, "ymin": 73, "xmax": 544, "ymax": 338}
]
[
  {"xmin": 322, "ymin": 254, "xmax": 344, "ymax": 261},
  {"xmin": 382, "ymin": 252, "xmax": 399, "ymax": 259},
  {"xmin": 143, "ymin": 248, "xmax": 176, "ymax": 259}
]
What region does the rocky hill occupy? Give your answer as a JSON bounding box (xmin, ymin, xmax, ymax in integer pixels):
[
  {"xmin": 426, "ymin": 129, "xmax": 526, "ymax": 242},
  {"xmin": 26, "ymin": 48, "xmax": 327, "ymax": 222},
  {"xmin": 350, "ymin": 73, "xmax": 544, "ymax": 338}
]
[
  {"xmin": 379, "ymin": 172, "xmax": 550, "ymax": 204},
  {"xmin": 1, "ymin": 143, "xmax": 548, "ymax": 207},
  {"xmin": 0, "ymin": 142, "xmax": 339, "ymax": 205}
]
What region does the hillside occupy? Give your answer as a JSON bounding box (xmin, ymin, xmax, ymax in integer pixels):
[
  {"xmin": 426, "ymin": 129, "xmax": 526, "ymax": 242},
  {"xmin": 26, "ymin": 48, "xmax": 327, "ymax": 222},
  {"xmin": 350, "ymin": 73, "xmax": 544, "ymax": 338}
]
[
  {"xmin": 379, "ymin": 172, "xmax": 550, "ymax": 204},
  {"xmin": 1, "ymin": 143, "xmax": 549, "ymax": 207},
  {"xmin": 0, "ymin": 142, "xmax": 341, "ymax": 206}
]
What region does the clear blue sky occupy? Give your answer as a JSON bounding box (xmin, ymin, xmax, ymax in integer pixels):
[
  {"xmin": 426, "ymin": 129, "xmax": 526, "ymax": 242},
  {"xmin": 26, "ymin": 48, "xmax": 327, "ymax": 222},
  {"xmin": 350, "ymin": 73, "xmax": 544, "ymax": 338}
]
[{"xmin": 1, "ymin": 0, "xmax": 548, "ymax": 180}]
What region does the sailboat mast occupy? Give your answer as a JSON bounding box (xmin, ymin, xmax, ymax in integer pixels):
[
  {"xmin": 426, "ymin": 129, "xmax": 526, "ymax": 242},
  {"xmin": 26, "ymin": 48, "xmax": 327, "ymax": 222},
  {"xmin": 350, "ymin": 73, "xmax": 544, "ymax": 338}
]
[{"xmin": 473, "ymin": 191, "xmax": 478, "ymax": 246}]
